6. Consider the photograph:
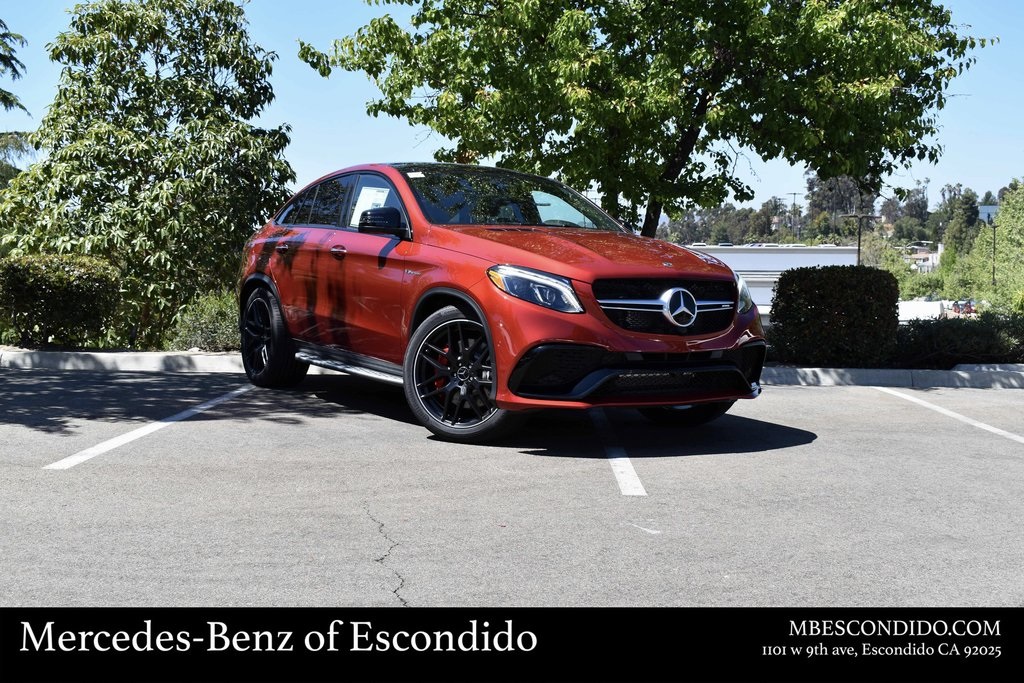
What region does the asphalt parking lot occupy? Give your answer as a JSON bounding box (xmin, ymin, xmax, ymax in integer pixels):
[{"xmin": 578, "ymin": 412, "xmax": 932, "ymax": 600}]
[{"xmin": 1, "ymin": 368, "xmax": 1022, "ymax": 607}]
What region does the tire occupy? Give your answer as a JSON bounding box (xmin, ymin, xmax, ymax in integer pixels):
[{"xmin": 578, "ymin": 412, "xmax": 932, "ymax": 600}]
[
  {"xmin": 240, "ymin": 287, "xmax": 308, "ymax": 388},
  {"xmin": 638, "ymin": 400, "xmax": 735, "ymax": 427},
  {"xmin": 403, "ymin": 306, "xmax": 522, "ymax": 442}
]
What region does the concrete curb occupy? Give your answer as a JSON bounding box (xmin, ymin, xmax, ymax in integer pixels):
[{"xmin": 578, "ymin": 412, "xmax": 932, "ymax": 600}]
[
  {"xmin": 760, "ymin": 366, "xmax": 1024, "ymax": 390},
  {"xmin": 0, "ymin": 347, "xmax": 342, "ymax": 376},
  {"xmin": 3, "ymin": 346, "xmax": 1023, "ymax": 389},
  {"xmin": 0, "ymin": 347, "xmax": 244, "ymax": 373}
]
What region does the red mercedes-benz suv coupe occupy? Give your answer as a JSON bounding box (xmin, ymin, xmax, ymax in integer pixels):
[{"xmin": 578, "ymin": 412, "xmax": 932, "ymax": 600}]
[{"xmin": 239, "ymin": 163, "xmax": 765, "ymax": 441}]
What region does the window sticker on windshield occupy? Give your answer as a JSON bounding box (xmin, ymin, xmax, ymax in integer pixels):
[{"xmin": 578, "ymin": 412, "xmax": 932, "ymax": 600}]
[
  {"xmin": 350, "ymin": 187, "xmax": 391, "ymax": 227},
  {"xmin": 406, "ymin": 171, "xmax": 425, "ymax": 178}
]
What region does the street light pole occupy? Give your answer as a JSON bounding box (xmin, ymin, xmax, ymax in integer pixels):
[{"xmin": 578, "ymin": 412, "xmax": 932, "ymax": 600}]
[
  {"xmin": 788, "ymin": 192, "xmax": 800, "ymax": 240},
  {"xmin": 840, "ymin": 213, "xmax": 881, "ymax": 266},
  {"xmin": 989, "ymin": 215, "xmax": 996, "ymax": 287}
]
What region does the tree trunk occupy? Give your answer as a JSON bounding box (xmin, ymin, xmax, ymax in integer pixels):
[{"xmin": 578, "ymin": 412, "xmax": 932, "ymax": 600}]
[
  {"xmin": 641, "ymin": 200, "xmax": 663, "ymax": 238},
  {"xmin": 639, "ymin": 90, "xmax": 713, "ymax": 238}
]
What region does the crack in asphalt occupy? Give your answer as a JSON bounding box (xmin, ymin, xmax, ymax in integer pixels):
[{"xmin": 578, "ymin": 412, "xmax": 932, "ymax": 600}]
[{"xmin": 364, "ymin": 506, "xmax": 409, "ymax": 607}]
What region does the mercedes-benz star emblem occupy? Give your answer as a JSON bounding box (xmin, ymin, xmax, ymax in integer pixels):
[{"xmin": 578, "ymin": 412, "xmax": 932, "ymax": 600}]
[{"xmin": 659, "ymin": 287, "xmax": 698, "ymax": 327}]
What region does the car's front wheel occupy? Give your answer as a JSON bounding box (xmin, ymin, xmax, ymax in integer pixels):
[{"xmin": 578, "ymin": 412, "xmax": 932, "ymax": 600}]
[
  {"xmin": 638, "ymin": 400, "xmax": 735, "ymax": 427},
  {"xmin": 403, "ymin": 306, "xmax": 521, "ymax": 442},
  {"xmin": 240, "ymin": 287, "xmax": 308, "ymax": 387}
]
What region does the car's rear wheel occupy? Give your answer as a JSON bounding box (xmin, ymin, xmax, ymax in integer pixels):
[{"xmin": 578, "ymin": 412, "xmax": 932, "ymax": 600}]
[
  {"xmin": 404, "ymin": 306, "xmax": 521, "ymax": 442},
  {"xmin": 240, "ymin": 287, "xmax": 308, "ymax": 387},
  {"xmin": 638, "ymin": 400, "xmax": 735, "ymax": 427}
]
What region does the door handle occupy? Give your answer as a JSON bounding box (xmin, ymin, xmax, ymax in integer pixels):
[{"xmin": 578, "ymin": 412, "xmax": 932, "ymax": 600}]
[
  {"xmin": 330, "ymin": 245, "xmax": 347, "ymax": 260},
  {"xmin": 275, "ymin": 242, "xmax": 290, "ymax": 253}
]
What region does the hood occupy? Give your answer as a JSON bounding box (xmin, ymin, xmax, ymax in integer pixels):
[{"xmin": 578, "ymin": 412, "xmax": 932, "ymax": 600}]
[{"xmin": 443, "ymin": 226, "xmax": 735, "ymax": 282}]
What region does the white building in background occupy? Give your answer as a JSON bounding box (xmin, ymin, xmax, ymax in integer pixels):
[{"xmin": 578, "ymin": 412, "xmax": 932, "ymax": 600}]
[
  {"xmin": 904, "ymin": 242, "xmax": 942, "ymax": 274},
  {"xmin": 687, "ymin": 245, "xmax": 858, "ymax": 326}
]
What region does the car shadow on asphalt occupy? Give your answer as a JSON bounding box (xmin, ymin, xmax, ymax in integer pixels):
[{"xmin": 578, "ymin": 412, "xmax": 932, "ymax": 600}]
[
  {"xmin": 0, "ymin": 370, "xmax": 414, "ymax": 436},
  {"xmin": 493, "ymin": 409, "xmax": 817, "ymax": 458},
  {"xmin": 241, "ymin": 375, "xmax": 819, "ymax": 458},
  {"xmin": 299, "ymin": 374, "xmax": 419, "ymax": 426},
  {"xmin": 1, "ymin": 370, "xmax": 816, "ymax": 459}
]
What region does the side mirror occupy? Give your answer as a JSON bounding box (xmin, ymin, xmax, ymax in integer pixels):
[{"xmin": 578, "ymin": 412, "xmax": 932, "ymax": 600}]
[{"xmin": 358, "ymin": 207, "xmax": 408, "ymax": 239}]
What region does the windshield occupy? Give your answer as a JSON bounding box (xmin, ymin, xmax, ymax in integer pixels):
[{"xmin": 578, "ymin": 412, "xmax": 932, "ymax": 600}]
[{"xmin": 395, "ymin": 164, "xmax": 625, "ymax": 232}]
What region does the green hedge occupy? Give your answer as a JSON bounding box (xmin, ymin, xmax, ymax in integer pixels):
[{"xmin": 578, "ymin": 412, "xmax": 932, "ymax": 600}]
[
  {"xmin": 769, "ymin": 265, "xmax": 899, "ymax": 367},
  {"xmin": 0, "ymin": 254, "xmax": 120, "ymax": 347},
  {"xmin": 167, "ymin": 289, "xmax": 239, "ymax": 351},
  {"xmin": 894, "ymin": 313, "xmax": 1024, "ymax": 369},
  {"xmin": 1013, "ymin": 290, "xmax": 1024, "ymax": 315}
]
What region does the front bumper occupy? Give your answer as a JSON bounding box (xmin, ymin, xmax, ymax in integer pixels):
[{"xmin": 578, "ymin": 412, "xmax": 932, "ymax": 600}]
[
  {"xmin": 471, "ymin": 278, "xmax": 765, "ymax": 411},
  {"xmin": 508, "ymin": 342, "xmax": 765, "ymax": 404}
]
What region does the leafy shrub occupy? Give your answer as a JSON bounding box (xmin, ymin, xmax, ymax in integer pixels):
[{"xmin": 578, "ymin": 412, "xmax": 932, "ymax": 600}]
[
  {"xmin": 167, "ymin": 289, "xmax": 239, "ymax": 351},
  {"xmin": 894, "ymin": 312, "xmax": 1024, "ymax": 369},
  {"xmin": 0, "ymin": 317, "xmax": 16, "ymax": 345},
  {"xmin": 1012, "ymin": 290, "xmax": 1024, "ymax": 315},
  {"xmin": 899, "ymin": 271, "xmax": 945, "ymax": 301},
  {"xmin": 0, "ymin": 254, "xmax": 120, "ymax": 347},
  {"xmin": 768, "ymin": 265, "xmax": 899, "ymax": 367}
]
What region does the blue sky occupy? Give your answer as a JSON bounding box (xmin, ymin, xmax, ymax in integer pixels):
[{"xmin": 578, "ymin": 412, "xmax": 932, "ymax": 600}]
[{"xmin": 1, "ymin": 0, "xmax": 1020, "ymax": 211}]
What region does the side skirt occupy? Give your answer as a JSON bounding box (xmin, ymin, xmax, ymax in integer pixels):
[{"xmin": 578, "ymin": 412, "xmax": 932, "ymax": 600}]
[{"xmin": 294, "ymin": 341, "xmax": 404, "ymax": 386}]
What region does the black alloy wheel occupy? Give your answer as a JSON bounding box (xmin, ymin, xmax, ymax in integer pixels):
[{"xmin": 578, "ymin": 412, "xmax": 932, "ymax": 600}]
[
  {"xmin": 404, "ymin": 306, "xmax": 521, "ymax": 442},
  {"xmin": 240, "ymin": 287, "xmax": 308, "ymax": 387}
]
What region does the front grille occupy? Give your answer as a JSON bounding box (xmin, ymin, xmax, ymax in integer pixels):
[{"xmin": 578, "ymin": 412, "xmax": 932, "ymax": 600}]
[
  {"xmin": 593, "ymin": 278, "xmax": 737, "ymax": 337},
  {"xmin": 600, "ymin": 308, "xmax": 734, "ymax": 336}
]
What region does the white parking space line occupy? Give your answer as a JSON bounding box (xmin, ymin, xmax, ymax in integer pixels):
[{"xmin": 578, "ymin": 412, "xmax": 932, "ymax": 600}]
[
  {"xmin": 590, "ymin": 409, "xmax": 648, "ymax": 496},
  {"xmin": 43, "ymin": 385, "xmax": 255, "ymax": 470},
  {"xmin": 874, "ymin": 387, "xmax": 1024, "ymax": 446}
]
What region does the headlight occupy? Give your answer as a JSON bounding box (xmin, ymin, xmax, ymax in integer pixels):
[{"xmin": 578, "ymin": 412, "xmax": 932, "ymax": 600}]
[
  {"xmin": 487, "ymin": 265, "xmax": 584, "ymax": 313},
  {"xmin": 736, "ymin": 273, "xmax": 754, "ymax": 314}
]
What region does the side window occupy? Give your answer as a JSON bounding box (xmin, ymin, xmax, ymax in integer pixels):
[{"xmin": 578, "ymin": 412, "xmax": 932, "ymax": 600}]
[
  {"xmin": 308, "ymin": 176, "xmax": 354, "ymax": 227},
  {"xmin": 278, "ymin": 186, "xmax": 318, "ymax": 225},
  {"xmin": 346, "ymin": 174, "xmax": 407, "ymax": 229}
]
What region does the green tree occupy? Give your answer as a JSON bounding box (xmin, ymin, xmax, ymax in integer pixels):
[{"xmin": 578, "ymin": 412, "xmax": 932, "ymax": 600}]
[
  {"xmin": 880, "ymin": 196, "xmax": 902, "ymax": 225},
  {"xmin": 659, "ymin": 209, "xmax": 700, "ymax": 244},
  {"xmin": 901, "ymin": 271, "xmax": 944, "ymax": 300},
  {"xmin": 903, "ymin": 181, "xmax": 931, "ymax": 224},
  {"xmin": 1, "ymin": 19, "xmax": 30, "ymax": 190},
  {"xmin": 301, "ymin": 0, "xmax": 985, "ymax": 237},
  {"xmin": 879, "ymin": 180, "xmax": 929, "ymax": 227},
  {"xmin": 805, "ymin": 171, "xmax": 877, "ymax": 223},
  {"xmin": 859, "ymin": 230, "xmax": 889, "ymax": 268},
  {"xmin": 998, "ymin": 182, "xmax": 1019, "ymax": 203},
  {"xmin": 942, "ymin": 187, "xmax": 980, "ymax": 256},
  {"xmin": 0, "ymin": 18, "xmax": 27, "ymax": 114},
  {"xmin": 718, "ymin": 206, "xmax": 757, "ymax": 244},
  {"xmin": 0, "ymin": 0, "xmax": 294, "ymax": 347},
  {"xmin": 961, "ymin": 182, "xmax": 1024, "ymax": 310},
  {"xmin": 0, "ymin": 132, "xmax": 32, "ymax": 187},
  {"xmin": 753, "ymin": 197, "xmax": 785, "ymax": 240},
  {"xmin": 0, "ymin": 19, "xmax": 31, "ymax": 257},
  {"xmin": 892, "ymin": 216, "xmax": 928, "ymax": 243}
]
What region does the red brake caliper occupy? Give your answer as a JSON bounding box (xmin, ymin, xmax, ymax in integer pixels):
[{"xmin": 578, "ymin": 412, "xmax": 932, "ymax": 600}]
[{"xmin": 435, "ymin": 346, "xmax": 449, "ymax": 390}]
